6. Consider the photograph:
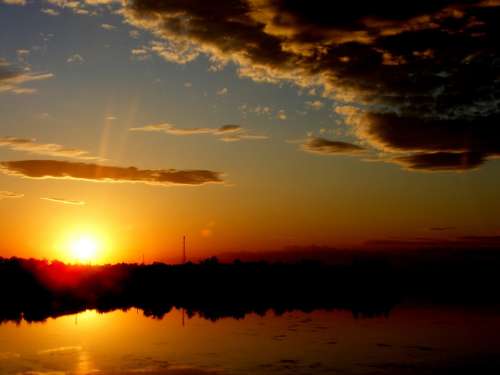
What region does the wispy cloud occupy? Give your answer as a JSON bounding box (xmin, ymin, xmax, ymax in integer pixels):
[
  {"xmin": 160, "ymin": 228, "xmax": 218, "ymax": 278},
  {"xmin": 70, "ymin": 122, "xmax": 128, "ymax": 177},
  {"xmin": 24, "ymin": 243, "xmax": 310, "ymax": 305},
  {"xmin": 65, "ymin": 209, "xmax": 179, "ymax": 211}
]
[
  {"xmin": 16, "ymin": 49, "xmax": 30, "ymax": 63},
  {"xmin": 0, "ymin": 160, "xmax": 224, "ymax": 186},
  {"xmin": 239, "ymin": 104, "xmax": 272, "ymax": 117},
  {"xmin": 2, "ymin": 0, "xmax": 26, "ymax": 5},
  {"xmin": 305, "ymin": 100, "xmax": 324, "ymax": 110},
  {"xmin": 130, "ymin": 123, "xmax": 267, "ymax": 142},
  {"xmin": 101, "ymin": 23, "xmax": 116, "ymax": 30},
  {"xmin": 41, "ymin": 197, "xmax": 86, "ymax": 206},
  {"xmin": 0, "ymin": 191, "xmax": 24, "ymax": 200},
  {"xmin": 85, "ymin": 0, "xmax": 117, "ymax": 4},
  {"xmin": 131, "ymin": 48, "xmax": 150, "ymax": 61},
  {"xmin": 130, "ymin": 123, "xmax": 240, "ymax": 135},
  {"xmin": 37, "ymin": 112, "xmax": 51, "ymax": 120},
  {"xmin": 0, "ymin": 352, "xmax": 20, "ymax": 360},
  {"xmin": 129, "ymin": 30, "xmax": 140, "ymax": 39},
  {"xmin": 38, "ymin": 346, "xmax": 82, "ymax": 355},
  {"xmin": 429, "ymin": 226, "xmax": 456, "ymax": 231},
  {"xmin": 276, "ymin": 110, "xmax": 287, "ymax": 121},
  {"xmin": 220, "ymin": 134, "xmax": 269, "ymax": 142},
  {"xmin": 0, "ymin": 137, "xmax": 100, "ymax": 160},
  {"xmin": 0, "ymin": 60, "xmax": 53, "ymax": 95},
  {"xmin": 41, "ymin": 8, "xmax": 60, "ymax": 16},
  {"xmin": 216, "ymin": 87, "xmax": 228, "ymax": 96},
  {"xmin": 148, "ymin": 39, "xmax": 199, "ymax": 64},
  {"xmin": 66, "ymin": 54, "xmax": 85, "ymax": 64},
  {"xmin": 45, "ymin": 0, "xmax": 95, "ymax": 15}
]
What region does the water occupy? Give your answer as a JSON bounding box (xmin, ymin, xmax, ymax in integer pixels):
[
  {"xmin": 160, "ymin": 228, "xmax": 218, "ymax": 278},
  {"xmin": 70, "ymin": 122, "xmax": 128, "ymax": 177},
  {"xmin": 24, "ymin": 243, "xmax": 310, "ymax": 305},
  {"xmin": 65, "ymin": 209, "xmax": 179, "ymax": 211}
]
[{"xmin": 1, "ymin": 305, "xmax": 500, "ymax": 374}]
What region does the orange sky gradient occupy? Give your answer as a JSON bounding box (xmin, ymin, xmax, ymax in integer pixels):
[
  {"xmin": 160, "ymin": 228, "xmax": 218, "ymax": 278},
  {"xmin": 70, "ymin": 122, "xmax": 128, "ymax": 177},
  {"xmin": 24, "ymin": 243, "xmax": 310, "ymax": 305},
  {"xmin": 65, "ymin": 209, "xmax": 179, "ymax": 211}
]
[{"xmin": 1, "ymin": 0, "xmax": 499, "ymax": 264}]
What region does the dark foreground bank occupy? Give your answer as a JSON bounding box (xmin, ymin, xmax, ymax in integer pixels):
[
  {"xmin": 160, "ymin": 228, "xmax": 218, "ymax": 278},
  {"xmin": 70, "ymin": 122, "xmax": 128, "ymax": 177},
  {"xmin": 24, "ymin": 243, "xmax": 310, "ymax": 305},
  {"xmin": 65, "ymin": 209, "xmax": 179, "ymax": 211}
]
[{"xmin": 1, "ymin": 249, "xmax": 499, "ymax": 323}]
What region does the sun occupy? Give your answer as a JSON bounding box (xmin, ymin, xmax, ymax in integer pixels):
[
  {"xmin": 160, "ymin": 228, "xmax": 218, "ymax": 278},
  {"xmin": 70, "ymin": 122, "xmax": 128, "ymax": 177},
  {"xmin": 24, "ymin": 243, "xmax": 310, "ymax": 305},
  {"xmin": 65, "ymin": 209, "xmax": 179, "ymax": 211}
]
[
  {"xmin": 70, "ymin": 235, "xmax": 99, "ymax": 263},
  {"xmin": 55, "ymin": 225, "xmax": 110, "ymax": 264}
]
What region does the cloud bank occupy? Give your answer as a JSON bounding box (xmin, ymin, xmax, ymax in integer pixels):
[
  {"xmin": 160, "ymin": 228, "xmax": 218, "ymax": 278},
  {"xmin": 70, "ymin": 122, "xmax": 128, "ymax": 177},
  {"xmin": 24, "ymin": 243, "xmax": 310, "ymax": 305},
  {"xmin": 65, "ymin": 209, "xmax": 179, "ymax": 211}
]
[
  {"xmin": 119, "ymin": 0, "xmax": 500, "ymax": 171},
  {"xmin": 0, "ymin": 160, "xmax": 223, "ymax": 186}
]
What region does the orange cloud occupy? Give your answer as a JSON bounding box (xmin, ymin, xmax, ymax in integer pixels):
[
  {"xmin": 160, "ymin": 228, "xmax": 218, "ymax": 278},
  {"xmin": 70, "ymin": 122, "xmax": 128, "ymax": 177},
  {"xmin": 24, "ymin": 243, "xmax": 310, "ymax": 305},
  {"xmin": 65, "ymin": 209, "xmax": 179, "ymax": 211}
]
[{"xmin": 0, "ymin": 160, "xmax": 224, "ymax": 186}]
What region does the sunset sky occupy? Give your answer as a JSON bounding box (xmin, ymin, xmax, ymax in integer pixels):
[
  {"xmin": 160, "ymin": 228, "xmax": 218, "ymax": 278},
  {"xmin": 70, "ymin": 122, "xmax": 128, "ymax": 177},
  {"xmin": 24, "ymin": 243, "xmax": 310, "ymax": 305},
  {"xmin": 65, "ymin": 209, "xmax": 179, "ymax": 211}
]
[{"xmin": 0, "ymin": 0, "xmax": 499, "ymax": 263}]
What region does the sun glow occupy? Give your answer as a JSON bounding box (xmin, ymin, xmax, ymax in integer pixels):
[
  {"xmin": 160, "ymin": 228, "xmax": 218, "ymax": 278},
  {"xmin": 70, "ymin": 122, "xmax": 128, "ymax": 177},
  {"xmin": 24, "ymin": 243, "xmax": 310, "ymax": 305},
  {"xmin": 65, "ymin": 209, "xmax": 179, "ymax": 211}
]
[
  {"xmin": 53, "ymin": 223, "xmax": 113, "ymax": 264},
  {"xmin": 70, "ymin": 236, "xmax": 98, "ymax": 263}
]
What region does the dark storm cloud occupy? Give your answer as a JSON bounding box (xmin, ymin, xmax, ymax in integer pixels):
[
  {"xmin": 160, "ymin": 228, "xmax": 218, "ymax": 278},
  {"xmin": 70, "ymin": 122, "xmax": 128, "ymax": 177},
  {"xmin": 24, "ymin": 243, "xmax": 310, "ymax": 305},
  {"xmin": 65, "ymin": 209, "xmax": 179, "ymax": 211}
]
[
  {"xmin": 358, "ymin": 113, "xmax": 500, "ymax": 154},
  {"xmin": 0, "ymin": 160, "xmax": 223, "ymax": 186},
  {"xmin": 123, "ymin": 0, "xmax": 500, "ymax": 171},
  {"xmin": 392, "ymin": 152, "xmax": 486, "ymax": 171},
  {"xmin": 301, "ymin": 136, "xmax": 365, "ymax": 156},
  {"xmin": 355, "ymin": 112, "xmax": 500, "ymax": 170}
]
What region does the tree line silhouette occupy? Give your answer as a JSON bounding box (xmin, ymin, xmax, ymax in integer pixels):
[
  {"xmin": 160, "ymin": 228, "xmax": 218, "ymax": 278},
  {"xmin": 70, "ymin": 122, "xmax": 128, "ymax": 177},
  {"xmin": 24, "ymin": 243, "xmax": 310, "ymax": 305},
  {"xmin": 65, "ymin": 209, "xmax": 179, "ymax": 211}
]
[{"xmin": 1, "ymin": 248, "xmax": 499, "ymax": 324}]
